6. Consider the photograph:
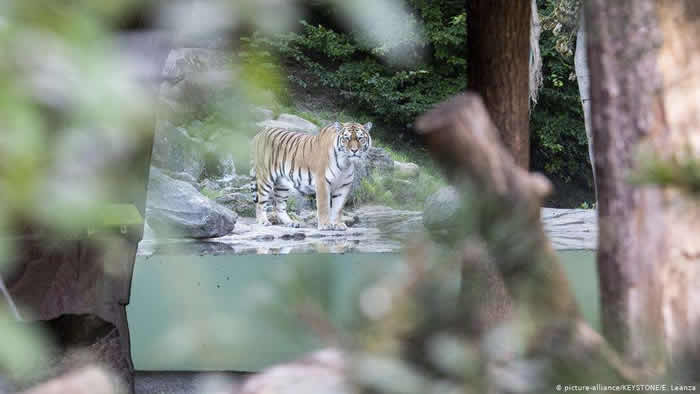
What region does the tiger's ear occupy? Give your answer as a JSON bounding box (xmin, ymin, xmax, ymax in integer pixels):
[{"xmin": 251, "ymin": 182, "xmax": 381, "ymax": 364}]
[
  {"xmin": 333, "ymin": 121, "xmax": 343, "ymax": 132},
  {"xmin": 363, "ymin": 122, "xmax": 373, "ymax": 131}
]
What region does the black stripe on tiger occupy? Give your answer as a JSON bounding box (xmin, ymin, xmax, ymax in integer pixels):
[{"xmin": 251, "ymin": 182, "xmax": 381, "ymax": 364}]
[
  {"xmin": 278, "ymin": 133, "xmax": 296, "ymax": 176},
  {"xmin": 333, "ymin": 149, "xmax": 342, "ymax": 171},
  {"xmin": 269, "ymin": 131, "xmax": 286, "ymax": 179}
]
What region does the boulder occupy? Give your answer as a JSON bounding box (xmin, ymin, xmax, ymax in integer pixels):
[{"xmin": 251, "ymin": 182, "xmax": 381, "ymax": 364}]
[
  {"xmin": 360, "ymin": 147, "xmax": 394, "ymax": 177},
  {"xmin": 393, "ymin": 161, "xmax": 419, "ymax": 178},
  {"xmin": 213, "ymin": 152, "xmax": 236, "ymax": 180},
  {"xmin": 153, "ymin": 124, "xmax": 238, "ymax": 183},
  {"xmin": 152, "ymin": 48, "xmax": 237, "ymax": 180},
  {"xmin": 216, "ymin": 191, "xmax": 256, "ymax": 218},
  {"xmin": 256, "ymin": 114, "xmax": 319, "ymax": 134},
  {"xmin": 350, "ymin": 205, "xmax": 423, "ymax": 235},
  {"xmin": 391, "ymin": 179, "xmax": 417, "ymax": 204},
  {"xmin": 252, "ymin": 107, "xmax": 275, "ymax": 122},
  {"xmin": 152, "ymin": 126, "xmax": 206, "ymax": 180},
  {"xmin": 157, "ymin": 48, "xmax": 232, "ymax": 127},
  {"xmin": 423, "ymin": 186, "xmax": 462, "ymax": 233},
  {"xmin": 221, "ymin": 174, "xmax": 256, "ymax": 189},
  {"xmin": 161, "ymin": 48, "xmax": 231, "ymax": 82},
  {"xmin": 276, "ymin": 114, "xmax": 319, "ymax": 132},
  {"xmin": 349, "ymin": 147, "xmax": 395, "ymax": 204},
  {"xmin": 201, "ymin": 141, "xmax": 237, "ymax": 181},
  {"xmin": 146, "ymin": 167, "xmax": 237, "ymax": 238},
  {"xmin": 287, "ymin": 190, "xmax": 315, "ymax": 213},
  {"xmin": 164, "ymin": 170, "xmax": 198, "ymax": 185}
]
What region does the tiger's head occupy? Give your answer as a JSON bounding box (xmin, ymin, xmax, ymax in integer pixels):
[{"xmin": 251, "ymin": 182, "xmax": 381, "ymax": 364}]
[{"xmin": 334, "ymin": 121, "xmax": 372, "ymax": 161}]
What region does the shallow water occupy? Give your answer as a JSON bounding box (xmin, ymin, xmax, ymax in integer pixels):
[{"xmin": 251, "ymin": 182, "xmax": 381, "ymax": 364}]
[{"xmin": 127, "ymin": 249, "xmax": 597, "ymax": 372}]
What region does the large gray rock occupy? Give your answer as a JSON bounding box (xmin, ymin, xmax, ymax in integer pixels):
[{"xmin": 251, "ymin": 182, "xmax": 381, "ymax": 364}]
[
  {"xmin": 152, "ymin": 126, "xmax": 207, "ymax": 180},
  {"xmin": 164, "ymin": 170, "xmax": 198, "ymax": 185},
  {"xmin": 203, "ymin": 148, "xmax": 236, "ymax": 181},
  {"xmin": 287, "ymin": 189, "xmax": 315, "ymax": 213},
  {"xmin": 216, "ymin": 191, "xmax": 256, "ymax": 218},
  {"xmin": 351, "ymin": 205, "xmax": 423, "ymax": 235},
  {"xmin": 152, "ymin": 48, "xmax": 237, "ymax": 181},
  {"xmin": 423, "ymin": 186, "xmax": 462, "ymax": 233},
  {"xmin": 155, "ymin": 48, "xmax": 231, "ymax": 130},
  {"xmin": 390, "ymin": 179, "xmax": 417, "ymax": 204},
  {"xmin": 256, "ymin": 114, "xmax": 319, "ymax": 134},
  {"xmin": 393, "ymin": 161, "xmax": 419, "ymax": 178},
  {"xmin": 349, "ymin": 147, "xmax": 395, "ymax": 204},
  {"xmin": 146, "ymin": 167, "xmax": 237, "ymax": 238},
  {"xmin": 252, "ymin": 107, "xmax": 275, "ymax": 122}
]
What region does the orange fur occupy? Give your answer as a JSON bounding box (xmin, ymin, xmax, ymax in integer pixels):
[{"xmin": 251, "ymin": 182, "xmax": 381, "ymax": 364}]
[{"xmin": 252, "ymin": 122, "xmax": 372, "ymax": 230}]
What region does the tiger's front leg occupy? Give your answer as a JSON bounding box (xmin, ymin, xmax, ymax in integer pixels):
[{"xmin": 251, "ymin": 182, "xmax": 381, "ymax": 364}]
[
  {"xmin": 329, "ymin": 180, "xmax": 353, "ymax": 231},
  {"xmin": 315, "ymin": 176, "xmax": 335, "ymax": 231}
]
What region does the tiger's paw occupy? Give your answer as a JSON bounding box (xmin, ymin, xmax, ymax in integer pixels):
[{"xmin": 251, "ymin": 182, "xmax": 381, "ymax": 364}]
[
  {"xmin": 318, "ymin": 223, "xmax": 347, "ymax": 231},
  {"xmin": 332, "ymin": 223, "xmax": 348, "ymax": 231},
  {"xmin": 318, "ymin": 223, "xmax": 335, "ymax": 231},
  {"xmin": 257, "ymin": 218, "xmax": 272, "ymax": 226}
]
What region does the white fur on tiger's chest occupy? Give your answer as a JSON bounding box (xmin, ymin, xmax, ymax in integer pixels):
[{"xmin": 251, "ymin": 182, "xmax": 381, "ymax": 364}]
[
  {"xmin": 325, "ymin": 162, "xmax": 354, "ymax": 191},
  {"xmin": 324, "ymin": 145, "xmax": 355, "ymax": 190}
]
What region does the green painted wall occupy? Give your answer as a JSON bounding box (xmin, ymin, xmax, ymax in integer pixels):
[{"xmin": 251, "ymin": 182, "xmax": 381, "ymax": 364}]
[{"xmin": 128, "ymin": 250, "xmax": 597, "ymax": 371}]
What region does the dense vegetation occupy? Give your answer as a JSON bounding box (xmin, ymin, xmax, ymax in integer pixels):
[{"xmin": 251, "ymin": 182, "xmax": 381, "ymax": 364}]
[
  {"xmin": 242, "ymin": 0, "xmax": 466, "ymax": 126},
  {"xmin": 241, "ymin": 0, "xmax": 593, "ymax": 206},
  {"xmin": 531, "ymin": 0, "xmax": 593, "ymax": 205}
]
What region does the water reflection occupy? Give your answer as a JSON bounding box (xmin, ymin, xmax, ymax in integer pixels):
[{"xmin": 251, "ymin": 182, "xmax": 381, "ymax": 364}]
[{"xmin": 138, "ymin": 207, "xmax": 423, "ymax": 256}]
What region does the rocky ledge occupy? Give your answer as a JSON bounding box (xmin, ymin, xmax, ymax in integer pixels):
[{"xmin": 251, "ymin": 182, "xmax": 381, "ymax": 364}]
[
  {"xmin": 138, "ymin": 205, "xmax": 422, "ymax": 256},
  {"xmin": 137, "ymin": 205, "xmax": 596, "ymax": 256}
]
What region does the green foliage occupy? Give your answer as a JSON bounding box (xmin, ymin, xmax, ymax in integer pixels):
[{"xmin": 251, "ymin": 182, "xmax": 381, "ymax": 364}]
[
  {"xmin": 531, "ymin": 0, "xmax": 592, "ymax": 190},
  {"xmin": 241, "ymin": 0, "xmax": 593, "ymax": 204},
  {"xmin": 200, "ymin": 187, "xmax": 224, "ymax": 201},
  {"xmin": 633, "ymin": 153, "xmax": 700, "ymax": 197},
  {"xmin": 579, "ymin": 201, "xmax": 594, "ymax": 209},
  {"xmin": 540, "ymin": 0, "xmax": 583, "ymax": 57},
  {"xmin": 353, "ymin": 167, "xmax": 444, "ymax": 211},
  {"xmin": 242, "ymin": 1, "xmax": 466, "ymax": 125}
]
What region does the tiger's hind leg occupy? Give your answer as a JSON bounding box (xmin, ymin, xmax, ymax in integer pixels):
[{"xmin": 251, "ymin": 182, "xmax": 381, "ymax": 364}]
[
  {"xmin": 255, "ymin": 180, "xmax": 273, "ymax": 226},
  {"xmin": 273, "ymin": 183, "xmax": 301, "ymax": 228}
]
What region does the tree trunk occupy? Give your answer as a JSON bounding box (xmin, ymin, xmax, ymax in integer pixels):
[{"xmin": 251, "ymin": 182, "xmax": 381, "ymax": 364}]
[
  {"xmin": 587, "ymin": 0, "xmax": 668, "ymax": 366},
  {"xmin": 467, "ymin": 0, "xmax": 532, "ymax": 169},
  {"xmin": 587, "ymin": 0, "xmax": 700, "ymax": 367},
  {"xmin": 653, "ymin": 0, "xmax": 700, "ymax": 361},
  {"xmin": 574, "ymin": 13, "xmax": 595, "ymax": 195},
  {"xmin": 529, "ymin": 0, "xmax": 543, "ymax": 109}
]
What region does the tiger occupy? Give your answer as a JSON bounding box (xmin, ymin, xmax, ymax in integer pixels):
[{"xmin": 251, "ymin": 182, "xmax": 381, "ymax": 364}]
[{"xmin": 252, "ymin": 121, "xmax": 372, "ymax": 231}]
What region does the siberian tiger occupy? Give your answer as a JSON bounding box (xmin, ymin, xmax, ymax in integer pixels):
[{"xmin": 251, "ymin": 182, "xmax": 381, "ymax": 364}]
[{"xmin": 252, "ymin": 121, "xmax": 372, "ymax": 231}]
